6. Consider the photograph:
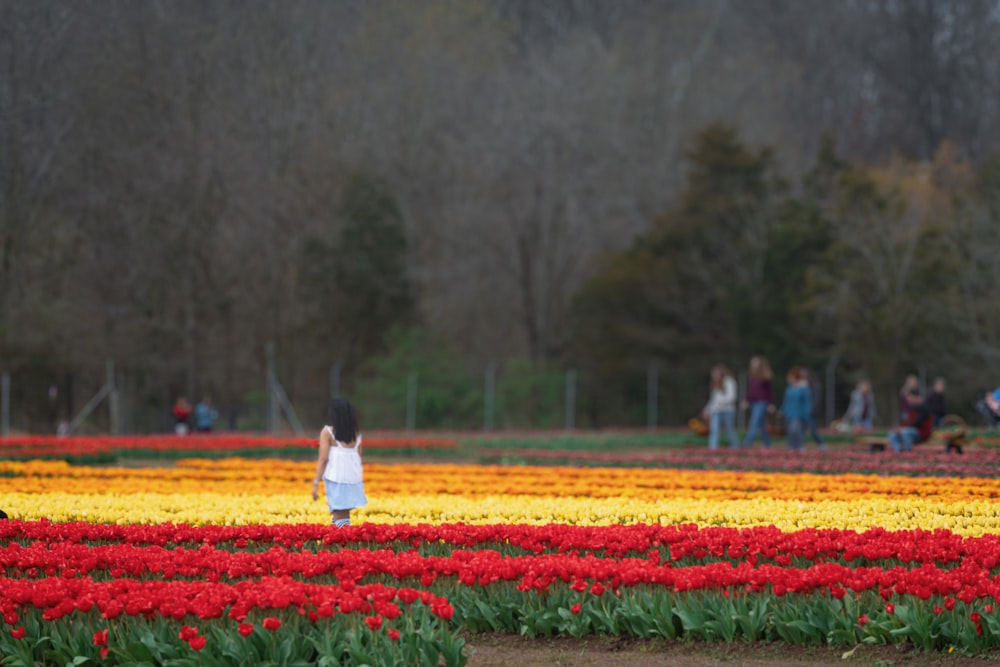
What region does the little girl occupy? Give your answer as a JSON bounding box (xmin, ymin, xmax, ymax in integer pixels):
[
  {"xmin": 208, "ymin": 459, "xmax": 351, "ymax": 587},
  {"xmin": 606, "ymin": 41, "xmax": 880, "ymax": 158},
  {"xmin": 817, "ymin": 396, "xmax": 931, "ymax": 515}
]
[{"xmin": 311, "ymin": 397, "xmax": 367, "ymax": 527}]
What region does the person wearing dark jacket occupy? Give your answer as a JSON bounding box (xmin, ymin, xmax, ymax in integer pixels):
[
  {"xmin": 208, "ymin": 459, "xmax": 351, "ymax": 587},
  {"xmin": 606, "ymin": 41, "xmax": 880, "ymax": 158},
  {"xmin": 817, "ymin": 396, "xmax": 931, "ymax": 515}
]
[
  {"xmin": 741, "ymin": 355, "xmax": 775, "ymax": 449},
  {"xmin": 924, "ymin": 378, "xmax": 947, "ymax": 427},
  {"xmin": 888, "ymin": 391, "xmax": 934, "ymax": 452}
]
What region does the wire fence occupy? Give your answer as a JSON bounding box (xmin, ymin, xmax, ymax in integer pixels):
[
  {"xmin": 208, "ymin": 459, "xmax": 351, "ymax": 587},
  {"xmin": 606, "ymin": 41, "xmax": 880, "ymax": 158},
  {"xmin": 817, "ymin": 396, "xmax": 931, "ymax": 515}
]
[{"xmin": 0, "ymin": 354, "xmax": 990, "ymax": 436}]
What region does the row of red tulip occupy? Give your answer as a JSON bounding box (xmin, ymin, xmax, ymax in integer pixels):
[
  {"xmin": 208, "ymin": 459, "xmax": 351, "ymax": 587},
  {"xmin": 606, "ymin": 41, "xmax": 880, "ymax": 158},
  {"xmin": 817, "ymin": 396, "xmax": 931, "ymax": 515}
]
[
  {"xmin": 3, "ymin": 532, "xmax": 1000, "ymax": 606},
  {"xmin": 3, "ymin": 520, "xmax": 997, "ymax": 566},
  {"xmin": 0, "ymin": 433, "xmax": 458, "ymax": 459},
  {"xmin": 0, "ymin": 574, "xmax": 453, "ymax": 625}
]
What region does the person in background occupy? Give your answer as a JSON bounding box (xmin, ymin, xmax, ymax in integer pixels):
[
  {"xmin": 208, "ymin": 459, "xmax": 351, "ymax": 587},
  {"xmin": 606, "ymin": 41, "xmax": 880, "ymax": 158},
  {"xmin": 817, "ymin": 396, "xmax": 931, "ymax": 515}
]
[
  {"xmin": 741, "ymin": 355, "xmax": 774, "ymax": 449},
  {"xmin": 803, "ymin": 368, "xmax": 826, "ymax": 451},
  {"xmin": 843, "ymin": 380, "xmax": 876, "ymax": 431},
  {"xmin": 888, "ymin": 389, "xmax": 933, "ymax": 452},
  {"xmin": 924, "ymin": 377, "xmax": 947, "ymax": 427},
  {"xmin": 193, "ymin": 396, "xmax": 219, "ymax": 433},
  {"xmin": 780, "ymin": 366, "xmax": 811, "ymax": 452},
  {"xmin": 975, "ymin": 388, "xmax": 1000, "ymax": 427},
  {"xmin": 172, "ymin": 396, "xmax": 192, "ymax": 436},
  {"xmin": 702, "ymin": 364, "xmax": 739, "ymax": 450},
  {"xmin": 898, "ymin": 374, "xmax": 919, "ymax": 422}
]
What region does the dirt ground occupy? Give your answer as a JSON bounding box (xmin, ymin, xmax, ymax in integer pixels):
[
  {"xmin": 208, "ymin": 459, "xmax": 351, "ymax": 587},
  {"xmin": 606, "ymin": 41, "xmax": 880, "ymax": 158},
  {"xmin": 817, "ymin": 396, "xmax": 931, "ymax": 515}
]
[{"xmin": 463, "ymin": 634, "xmax": 1000, "ymax": 666}]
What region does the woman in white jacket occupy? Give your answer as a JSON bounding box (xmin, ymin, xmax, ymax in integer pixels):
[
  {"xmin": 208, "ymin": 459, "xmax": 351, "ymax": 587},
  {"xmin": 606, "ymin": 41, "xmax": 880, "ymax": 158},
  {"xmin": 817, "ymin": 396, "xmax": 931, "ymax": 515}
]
[{"xmin": 702, "ymin": 364, "xmax": 739, "ymax": 450}]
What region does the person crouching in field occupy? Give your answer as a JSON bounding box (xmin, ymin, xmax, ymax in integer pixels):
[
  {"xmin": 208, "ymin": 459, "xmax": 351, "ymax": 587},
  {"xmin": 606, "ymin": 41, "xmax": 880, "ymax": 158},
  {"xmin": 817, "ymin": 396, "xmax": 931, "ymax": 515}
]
[
  {"xmin": 312, "ymin": 397, "xmax": 367, "ymax": 528},
  {"xmin": 888, "ymin": 389, "xmax": 934, "ymax": 453},
  {"xmin": 780, "ymin": 367, "xmax": 811, "ymax": 452}
]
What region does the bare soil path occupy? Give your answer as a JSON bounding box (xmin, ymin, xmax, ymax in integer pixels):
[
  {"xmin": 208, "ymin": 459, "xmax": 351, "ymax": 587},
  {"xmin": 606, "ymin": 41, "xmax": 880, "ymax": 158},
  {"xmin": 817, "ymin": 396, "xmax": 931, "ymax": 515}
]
[{"xmin": 463, "ymin": 634, "xmax": 999, "ymax": 666}]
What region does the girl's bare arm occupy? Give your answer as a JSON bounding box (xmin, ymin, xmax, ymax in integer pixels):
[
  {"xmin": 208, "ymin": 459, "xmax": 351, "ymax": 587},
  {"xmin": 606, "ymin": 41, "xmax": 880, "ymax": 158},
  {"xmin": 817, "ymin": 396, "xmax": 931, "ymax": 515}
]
[{"xmin": 312, "ymin": 428, "xmax": 331, "ymax": 499}]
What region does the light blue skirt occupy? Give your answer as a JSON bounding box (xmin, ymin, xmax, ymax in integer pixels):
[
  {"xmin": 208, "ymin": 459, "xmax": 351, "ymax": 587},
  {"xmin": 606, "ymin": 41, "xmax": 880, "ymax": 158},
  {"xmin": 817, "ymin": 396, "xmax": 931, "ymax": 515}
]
[{"xmin": 323, "ymin": 480, "xmax": 368, "ymax": 512}]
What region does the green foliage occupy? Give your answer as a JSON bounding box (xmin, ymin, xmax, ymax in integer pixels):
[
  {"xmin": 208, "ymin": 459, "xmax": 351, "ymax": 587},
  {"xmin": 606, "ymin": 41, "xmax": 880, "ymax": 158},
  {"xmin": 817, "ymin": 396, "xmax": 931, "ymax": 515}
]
[
  {"xmin": 353, "ymin": 327, "xmax": 482, "ymax": 430},
  {"xmin": 0, "ymin": 609, "xmax": 466, "ymax": 667},
  {"xmin": 493, "ymin": 359, "xmax": 564, "ymax": 429},
  {"xmin": 299, "ymin": 171, "xmax": 418, "ymax": 362}
]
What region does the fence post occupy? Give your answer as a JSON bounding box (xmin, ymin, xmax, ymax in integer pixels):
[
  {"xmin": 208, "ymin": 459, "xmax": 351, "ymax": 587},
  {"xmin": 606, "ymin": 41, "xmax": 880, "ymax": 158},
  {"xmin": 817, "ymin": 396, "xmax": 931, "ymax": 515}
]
[
  {"xmin": 825, "ymin": 356, "xmax": 838, "ymax": 425},
  {"xmin": 564, "ymin": 369, "xmax": 576, "ymax": 430},
  {"xmin": 266, "ymin": 342, "xmax": 278, "ymax": 435},
  {"xmin": 484, "ymin": 362, "xmax": 497, "ymax": 431},
  {"xmin": 1, "ymin": 372, "xmax": 9, "ymax": 437},
  {"xmin": 406, "ymin": 372, "xmax": 418, "ymax": 431},
  {"xmin": 647, "ymin": 363, "xmax": 658, "ymax": 430},
  {"xmin": 107, "ymin": 360, "xmax": 120, "ymax": 435}
]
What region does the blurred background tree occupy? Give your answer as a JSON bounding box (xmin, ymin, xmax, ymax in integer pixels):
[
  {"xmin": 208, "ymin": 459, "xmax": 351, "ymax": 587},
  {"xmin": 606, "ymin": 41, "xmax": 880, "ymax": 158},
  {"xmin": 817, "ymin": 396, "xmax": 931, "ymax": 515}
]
[{"xmin": 1, "ymin": 0, "xmax": 999, "ymax": 430}]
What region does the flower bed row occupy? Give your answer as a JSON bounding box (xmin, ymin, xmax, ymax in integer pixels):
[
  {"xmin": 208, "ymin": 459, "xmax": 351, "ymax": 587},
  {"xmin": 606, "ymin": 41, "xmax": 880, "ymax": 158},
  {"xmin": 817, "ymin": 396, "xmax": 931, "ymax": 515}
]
[
  {"xmin": 6, "ymin": 459, "xmax": 1000, "ymax": 503},
  {"xmin": 478, "ymin": 443, "xmax": 1000, "ymax": 477},
  {"xmin": 0, "ymin": 434, "xmax": 459, "ymax": 463},
  {"xmin": 4, "ymin": 521, "xmax": 1000, "ymax": 568},
  {"xmin": 4, "ymin": 530, "xmax": 1000, "ymax": 600},
  {"xmin": 5, "ymin": 459, "xmax": 1000, "ymax": 533}
]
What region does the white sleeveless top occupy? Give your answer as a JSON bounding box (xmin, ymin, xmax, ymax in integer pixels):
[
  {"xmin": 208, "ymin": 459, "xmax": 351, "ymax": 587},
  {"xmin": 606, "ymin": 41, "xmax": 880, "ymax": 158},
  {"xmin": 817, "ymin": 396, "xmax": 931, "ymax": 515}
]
[{"xmin": 322, "ymin": 426, "xmax": 363, "ymax": 485}]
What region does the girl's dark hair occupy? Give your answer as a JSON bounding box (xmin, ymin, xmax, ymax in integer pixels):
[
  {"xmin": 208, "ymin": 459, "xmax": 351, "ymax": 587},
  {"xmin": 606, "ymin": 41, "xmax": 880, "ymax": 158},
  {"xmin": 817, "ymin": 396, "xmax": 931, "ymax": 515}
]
[{"xmin": 328, "ymin": 397, "xmax": 359, "ymax": 443}]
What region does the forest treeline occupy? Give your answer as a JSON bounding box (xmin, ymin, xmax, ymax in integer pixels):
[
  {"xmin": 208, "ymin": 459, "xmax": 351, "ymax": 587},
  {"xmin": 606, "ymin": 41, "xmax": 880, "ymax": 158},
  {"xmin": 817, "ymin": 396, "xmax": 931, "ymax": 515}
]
[{"xmin": 2, "ymin": 0, "xmax": 1000, "ymax": 430}]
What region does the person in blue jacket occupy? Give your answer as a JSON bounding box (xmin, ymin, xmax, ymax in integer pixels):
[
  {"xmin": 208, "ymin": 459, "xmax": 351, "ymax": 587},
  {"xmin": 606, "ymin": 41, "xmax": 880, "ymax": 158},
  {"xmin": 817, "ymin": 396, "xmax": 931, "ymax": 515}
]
[
  {"xmin": 193, "ymin": 396, "xmax": 219, "ymax": 433},
  {"xmin": 780, "ymin": 367, "xmax": 811, "ymax": 452}
]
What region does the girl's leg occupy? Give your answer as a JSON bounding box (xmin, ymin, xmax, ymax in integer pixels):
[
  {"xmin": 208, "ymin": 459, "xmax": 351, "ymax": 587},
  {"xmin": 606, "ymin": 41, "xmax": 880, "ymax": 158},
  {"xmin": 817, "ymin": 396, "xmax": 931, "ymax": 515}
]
[
  {"xmin": 332, "ymin": 509, "xmax": 351, "ymax": 528},
  {"xmin": 722, "ymin": 410, "xmax": 739, "ymax": 449},
  {"xmin": 708, "ymin": 411, "xmax": 721, "ymax": 450}
]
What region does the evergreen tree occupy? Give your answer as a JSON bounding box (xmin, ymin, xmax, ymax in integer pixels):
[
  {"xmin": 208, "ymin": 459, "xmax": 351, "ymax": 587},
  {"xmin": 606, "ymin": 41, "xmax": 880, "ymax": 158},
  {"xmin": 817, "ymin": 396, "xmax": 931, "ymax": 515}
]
[{"xmin": 300, "ymin": 171, "xmax": 418, "ymax": 363}]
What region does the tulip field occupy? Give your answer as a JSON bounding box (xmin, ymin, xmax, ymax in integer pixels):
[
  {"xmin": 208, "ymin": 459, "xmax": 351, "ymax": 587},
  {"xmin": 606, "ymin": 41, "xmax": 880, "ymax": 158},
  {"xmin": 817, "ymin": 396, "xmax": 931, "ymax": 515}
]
[{"xmin": 2, "ymin": 434, "xmax": 1000, "ymax": 664}]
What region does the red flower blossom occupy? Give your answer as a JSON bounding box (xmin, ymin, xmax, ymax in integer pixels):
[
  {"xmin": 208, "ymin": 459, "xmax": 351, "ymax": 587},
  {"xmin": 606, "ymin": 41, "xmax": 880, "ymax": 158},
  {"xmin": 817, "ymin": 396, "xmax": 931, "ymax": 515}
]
[
  {"xmin": 3, "ymin": 611, "xmax": 17, "ymax": 625},
  {"xmin": 885, "ymin": 603, "xmax": 895, "ymax": 615},
  {"xmin": 934, "ymin": 606, "xmax": 943, "ymax": 615},
  {"xmin": 262, "ymin": 617, "xmax": 282, "ymax": 632},
  {"xmin": 590, "ymin": 582, "xmax": 605, "ymax": 596},
  {"xmin": 188, "ymin": 635, "xmax": 206, "ymax": 651},
  {"xmin": 93, "ymin": 629, "xmax": 108, "ymax": 646},
  {"xmin": 178, "ymin": 626, "xmax": 199, "ymax": 642},
  {"xmin": 971, "ymin": 612, "xmax": 982, "ymax": 623},
  {"xmin": 237, "ymin": 623, "xmax": 254, "ymax": 637},
  {"xmin": 365, "ymin": 615, "xmax": 383, "ymax": 631},
  {"xmin": 857, "ymin": 614, "xmax": 868, "ymax": 626},
  {"xmin": 431, "ymin": 601, "xmax": 455, "ymax": 621},
  {"xmin": 387, "ymin": 628, "xmax": 401, "ymax": 641},
  {"xmin": 396, "ymin": 588, "xmax": 419, "ymax": 604},
  {"xmin": 10, "ymin": 626, "xmax": 25, "ymax": 640},
  {"xmin": 945, "ymin": 598, "xmax": 956, "ymax": 611},
  {"xmin": 571, "ymin": 603, "xmax": 582, "ymax": 615},
  {"xmin": 100, "ymin": 647, "xmax": 109, "ymax": 659}
]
